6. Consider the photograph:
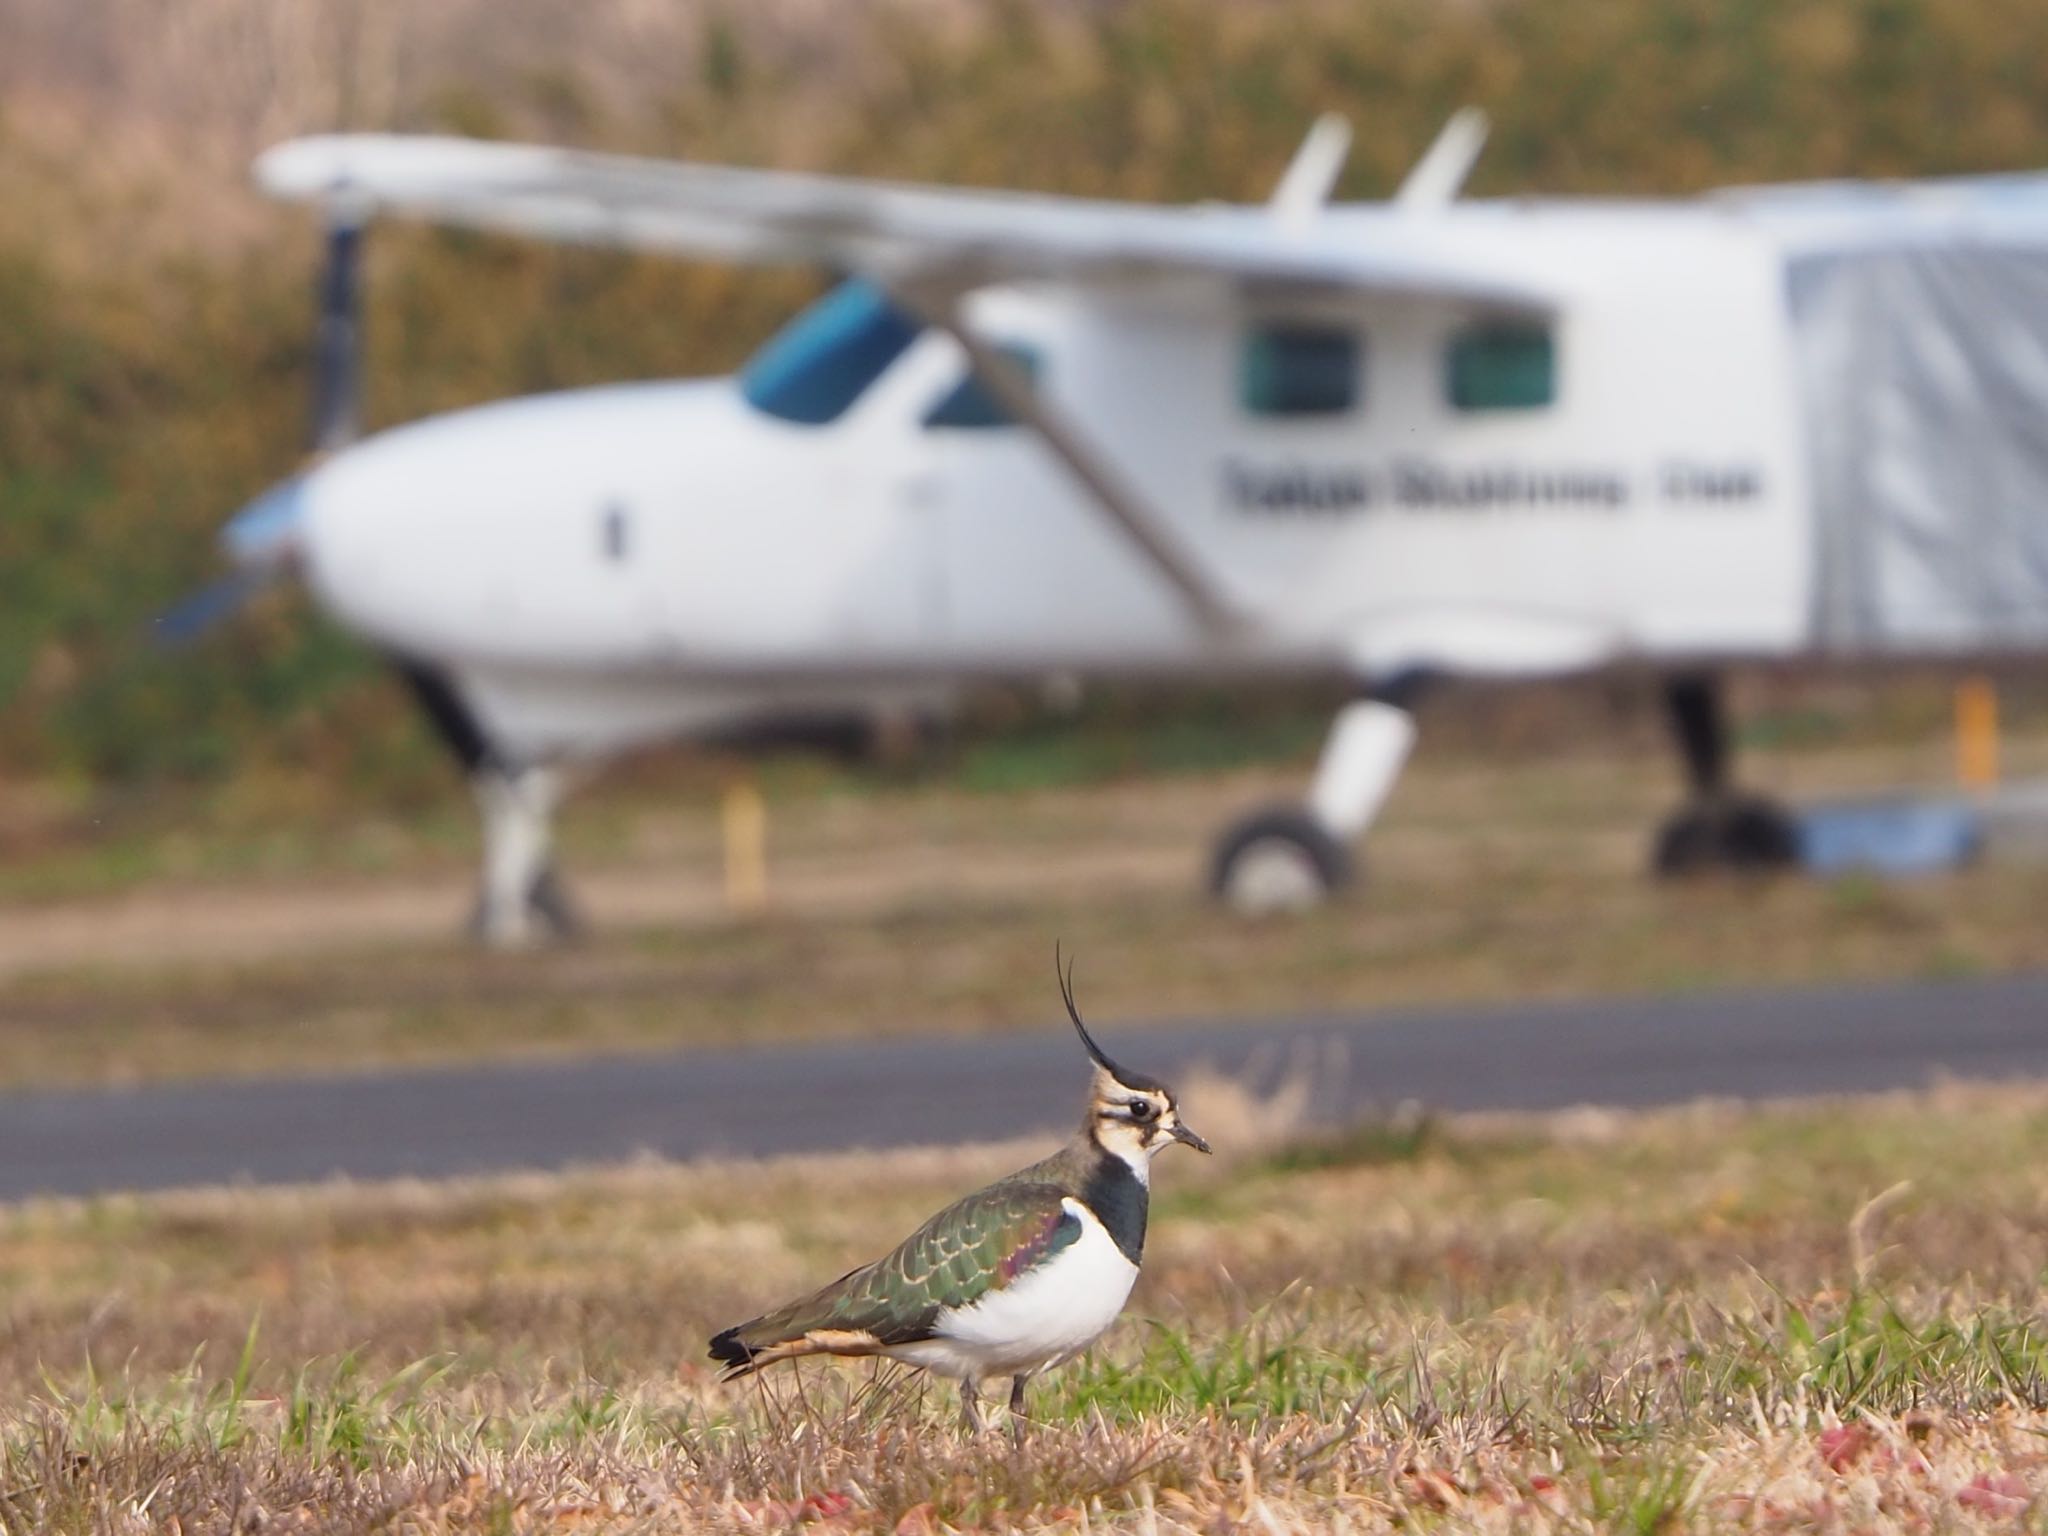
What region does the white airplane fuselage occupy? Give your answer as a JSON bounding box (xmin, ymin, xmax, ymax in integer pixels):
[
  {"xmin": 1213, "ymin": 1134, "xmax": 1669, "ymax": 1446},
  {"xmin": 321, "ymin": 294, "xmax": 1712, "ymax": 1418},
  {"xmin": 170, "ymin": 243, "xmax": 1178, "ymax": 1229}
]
[
  {"xmin": 220, "ymin": 118, "xmax": 2048, "ymax": 939},
  {"xmin": 279, "ymin": 200, "xmax": 1809, "ymax": 764}
]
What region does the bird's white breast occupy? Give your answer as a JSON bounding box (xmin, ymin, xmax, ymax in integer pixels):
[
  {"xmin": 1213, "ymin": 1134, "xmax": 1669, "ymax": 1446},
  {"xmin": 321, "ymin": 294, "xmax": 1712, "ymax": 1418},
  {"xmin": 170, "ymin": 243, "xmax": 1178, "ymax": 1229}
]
[{"xmin": 890, "ymin": 1198, "xmax": 1139, "ymax": 1380}]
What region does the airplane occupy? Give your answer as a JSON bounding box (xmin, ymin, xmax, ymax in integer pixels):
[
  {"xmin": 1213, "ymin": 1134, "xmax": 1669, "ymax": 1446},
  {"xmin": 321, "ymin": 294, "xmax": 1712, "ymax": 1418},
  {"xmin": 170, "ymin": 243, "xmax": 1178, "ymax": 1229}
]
[{"xmin": 168, "ymin": 112, "xmax": 2048, "ymax": 943}]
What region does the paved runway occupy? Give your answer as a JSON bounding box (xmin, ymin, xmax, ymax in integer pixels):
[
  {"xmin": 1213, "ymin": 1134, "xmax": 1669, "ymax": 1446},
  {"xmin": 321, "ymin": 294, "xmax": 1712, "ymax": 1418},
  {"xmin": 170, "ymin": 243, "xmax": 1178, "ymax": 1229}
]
[{"xmin": 3, "ymin": 971, "xmax": 2043, "ymax": 1201}]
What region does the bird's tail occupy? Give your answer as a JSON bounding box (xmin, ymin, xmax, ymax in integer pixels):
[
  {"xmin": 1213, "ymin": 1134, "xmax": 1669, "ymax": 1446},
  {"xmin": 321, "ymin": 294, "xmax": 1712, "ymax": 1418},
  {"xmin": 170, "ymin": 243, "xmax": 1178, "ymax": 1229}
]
[
  {"xmin": 706, "ymin": 1282, "xmax": 889, "ymax": 1381},
  {"xmin": 707, "ymin": 1320, "xmax": 771, "ymax": 1380},
  {"xmin": 708, "ymin": 1252, "xmax": 899, "ymax": 1380}
]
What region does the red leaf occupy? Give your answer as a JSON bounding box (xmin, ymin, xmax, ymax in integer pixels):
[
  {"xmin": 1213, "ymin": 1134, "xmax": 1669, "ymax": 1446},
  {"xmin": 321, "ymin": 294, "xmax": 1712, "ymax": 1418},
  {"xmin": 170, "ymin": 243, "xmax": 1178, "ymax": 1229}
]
[
  {"xmin": 1957, "ymin": 1473, "xmax": 2030, "ymax": 1516},
  {"xmin": 1819, "ymin": 1425, "xmax": 1876, "ymax": 1472}
]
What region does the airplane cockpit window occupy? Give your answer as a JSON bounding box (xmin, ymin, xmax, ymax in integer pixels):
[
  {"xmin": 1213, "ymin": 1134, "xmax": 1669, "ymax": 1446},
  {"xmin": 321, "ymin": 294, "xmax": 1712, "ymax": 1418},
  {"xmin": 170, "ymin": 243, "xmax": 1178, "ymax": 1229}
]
[
  {"xmin": 1239, "ymin": 326, "xmax": 1360, "ymax": 416},
  {"xmin": 740, "ymin": 280, "xmax": 924, "ymax": 425},
  {"xmin": 922, "ymin": 344, "xmax": 1042, "ymax": 429},
  {"xmin": 1447, "ymin": 324, "xmax": 1556, "ymax": 411}
]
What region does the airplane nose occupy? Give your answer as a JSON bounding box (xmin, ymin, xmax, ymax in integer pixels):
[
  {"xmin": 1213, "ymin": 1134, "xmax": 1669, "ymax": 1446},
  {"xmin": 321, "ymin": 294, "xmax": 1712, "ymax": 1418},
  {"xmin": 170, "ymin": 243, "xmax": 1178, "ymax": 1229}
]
[{"xmin": 222, "ymin": 476, "xmax": 309, "ymax": 570}]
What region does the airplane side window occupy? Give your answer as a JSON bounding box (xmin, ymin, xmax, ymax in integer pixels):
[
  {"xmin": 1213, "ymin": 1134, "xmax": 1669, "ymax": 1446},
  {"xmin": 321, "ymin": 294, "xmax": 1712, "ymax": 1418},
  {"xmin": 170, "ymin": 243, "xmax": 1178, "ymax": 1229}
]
[
  {"xmin": 922, "ymin": 344, "xmax": 1041, "ymax": 430},
  {"xmin": 1446, "ymin": 324, "xmax": 1555, "ymax": 411},
  {"xmin": 740, "ymin": 279, "xmax": 924, "ymax": 426},
  {"xmin": 1239, "ymin": 326, "xmax": 1360, "ymax": 416}
]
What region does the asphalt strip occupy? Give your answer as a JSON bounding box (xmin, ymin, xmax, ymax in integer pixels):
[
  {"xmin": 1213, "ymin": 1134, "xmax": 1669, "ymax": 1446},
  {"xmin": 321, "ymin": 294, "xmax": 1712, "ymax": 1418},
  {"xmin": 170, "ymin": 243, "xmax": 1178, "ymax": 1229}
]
[{"xmin": 1, "ymin": 970, "xmax": 2043, "ymax": 1200}]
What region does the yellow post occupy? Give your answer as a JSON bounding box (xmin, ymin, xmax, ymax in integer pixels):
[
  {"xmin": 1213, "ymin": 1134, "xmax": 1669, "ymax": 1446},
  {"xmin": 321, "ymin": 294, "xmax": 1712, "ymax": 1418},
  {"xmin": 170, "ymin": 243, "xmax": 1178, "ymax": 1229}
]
[
  {"xmin": 722, "ymin": 778, "xmax": 769, "ymax": 913},
  {"xmin": 1956, "ymin": 676, "xmax": 2000, "ymax": 791}
]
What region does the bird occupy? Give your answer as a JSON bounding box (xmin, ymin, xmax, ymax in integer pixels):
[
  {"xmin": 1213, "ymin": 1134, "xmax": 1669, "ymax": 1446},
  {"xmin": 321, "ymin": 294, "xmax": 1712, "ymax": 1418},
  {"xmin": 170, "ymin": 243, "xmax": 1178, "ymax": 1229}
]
[{"xmin": 707, "ymin": 954, "xmax": 1211, "ymax": 1441}]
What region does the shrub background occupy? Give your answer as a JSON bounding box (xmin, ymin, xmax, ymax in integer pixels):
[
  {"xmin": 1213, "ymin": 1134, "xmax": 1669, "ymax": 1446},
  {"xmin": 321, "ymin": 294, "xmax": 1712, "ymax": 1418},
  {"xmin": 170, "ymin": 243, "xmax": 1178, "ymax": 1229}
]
[{"xmin": 5, "ymin": 0, "xmax": 2048, "ymax": 790}]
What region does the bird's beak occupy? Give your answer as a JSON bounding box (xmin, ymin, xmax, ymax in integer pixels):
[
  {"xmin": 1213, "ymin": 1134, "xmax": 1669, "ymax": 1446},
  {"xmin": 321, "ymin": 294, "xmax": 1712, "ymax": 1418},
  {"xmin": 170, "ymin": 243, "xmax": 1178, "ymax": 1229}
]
[{"xmin": 1170, "ymin": 1121, "xmax": 1212, "ymax": 1155}]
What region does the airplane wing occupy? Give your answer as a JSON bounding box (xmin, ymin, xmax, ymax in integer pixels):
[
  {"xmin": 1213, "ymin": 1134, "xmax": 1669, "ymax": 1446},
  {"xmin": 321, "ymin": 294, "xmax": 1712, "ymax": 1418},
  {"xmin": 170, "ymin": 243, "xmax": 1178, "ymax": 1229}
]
[
  {"xmin": 1716, "ymin": 171, "xmax": 2048, "ymax": 252},
  {"xmin": 256, "ymin": 134, "xmax": 1556, "ymax": 316}
]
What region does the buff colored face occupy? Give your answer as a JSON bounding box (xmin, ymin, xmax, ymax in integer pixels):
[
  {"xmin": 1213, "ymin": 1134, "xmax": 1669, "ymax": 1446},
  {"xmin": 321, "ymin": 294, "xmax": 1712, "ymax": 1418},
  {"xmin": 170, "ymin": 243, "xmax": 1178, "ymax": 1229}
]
[{"xmin": 1090, "ymin": 1066, "xmax": 1211, "ymax": 1158}]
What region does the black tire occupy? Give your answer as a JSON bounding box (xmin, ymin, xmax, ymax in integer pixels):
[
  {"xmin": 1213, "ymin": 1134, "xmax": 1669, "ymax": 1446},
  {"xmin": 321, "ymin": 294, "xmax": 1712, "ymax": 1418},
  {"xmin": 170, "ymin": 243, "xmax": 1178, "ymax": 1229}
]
[
  {"xmin": 1209, "ymin": 805, "xmax": 1354, "ymax": 915},
  {"xmin": 1651, "ymin": 794, "xmax": 1802, "ymax": 877}
]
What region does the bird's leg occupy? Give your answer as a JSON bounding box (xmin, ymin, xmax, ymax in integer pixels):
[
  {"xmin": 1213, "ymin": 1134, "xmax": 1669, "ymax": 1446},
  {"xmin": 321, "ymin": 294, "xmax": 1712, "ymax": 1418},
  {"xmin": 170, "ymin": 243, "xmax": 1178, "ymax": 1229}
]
[
  {"xmin": 1008, "ymin": 1374, "xmax": 1029, "ymax": 1449},
  {"xmin": 959, "ymin": 1377, "xmax": 983, "ymax": 1436}
]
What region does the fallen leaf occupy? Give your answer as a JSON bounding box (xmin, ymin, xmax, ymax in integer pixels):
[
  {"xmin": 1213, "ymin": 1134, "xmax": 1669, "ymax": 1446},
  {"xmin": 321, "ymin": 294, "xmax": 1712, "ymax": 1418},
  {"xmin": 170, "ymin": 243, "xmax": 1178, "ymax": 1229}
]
[
  {"xmin": 1400, "ymin": 1465, "xmax": 1463, "ymax": 1511},
  {"xmin": 1820, "ymin": 1424, "xmax": 1877, "ymax": 1472},
  {"xmin": 1957, "ymin": 1473, "xmax": 2030, "ymax": 1517}
]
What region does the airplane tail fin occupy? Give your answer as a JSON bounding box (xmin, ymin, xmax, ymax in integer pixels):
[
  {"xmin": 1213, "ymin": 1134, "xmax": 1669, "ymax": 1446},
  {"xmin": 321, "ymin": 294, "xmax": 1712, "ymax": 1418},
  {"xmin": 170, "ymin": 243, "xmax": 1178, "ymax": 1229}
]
[
  {"xmin": 1269, "ymin": 114, "xmax": 1352, "ymax": 227},
  {"xmin": 1395, "ymin": 108, "xmax": 1489, "ymax": 211}
]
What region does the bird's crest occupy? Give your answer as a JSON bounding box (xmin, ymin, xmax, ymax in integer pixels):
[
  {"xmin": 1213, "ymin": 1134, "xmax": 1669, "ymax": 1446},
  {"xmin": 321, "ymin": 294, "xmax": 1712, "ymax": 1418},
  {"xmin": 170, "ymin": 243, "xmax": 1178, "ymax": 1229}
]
[
  {"xmin": 1056, "ymin": 944, "xmax": 1166, "ymax": 1092},
  {"xmin": 1056, "ymin": 944, "xmax": 1121, "ymax": 1075}
]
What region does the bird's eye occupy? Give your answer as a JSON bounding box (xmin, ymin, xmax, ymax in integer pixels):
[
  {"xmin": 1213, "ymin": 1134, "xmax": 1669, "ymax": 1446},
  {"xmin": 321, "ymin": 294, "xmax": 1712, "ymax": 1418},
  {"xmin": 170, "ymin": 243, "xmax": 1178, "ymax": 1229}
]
[{"xmin": 1128, "ymin": 1099, "xmax": 1155, "ymax": 1120}]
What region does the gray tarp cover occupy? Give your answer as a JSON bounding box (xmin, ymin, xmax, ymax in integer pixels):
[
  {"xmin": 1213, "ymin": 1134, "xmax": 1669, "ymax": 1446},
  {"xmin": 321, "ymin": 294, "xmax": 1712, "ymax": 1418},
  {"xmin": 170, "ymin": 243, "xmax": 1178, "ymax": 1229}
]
[{"xmin": 1788, "ymin": 248, "xmax": 2048, "ymax": 652}]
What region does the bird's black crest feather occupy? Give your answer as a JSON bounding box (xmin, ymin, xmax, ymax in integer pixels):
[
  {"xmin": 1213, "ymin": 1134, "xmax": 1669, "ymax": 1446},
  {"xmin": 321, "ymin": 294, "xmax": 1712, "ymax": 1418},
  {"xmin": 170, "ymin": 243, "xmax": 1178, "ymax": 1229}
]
[{"xmin": 1055, "ymin": 945, "xmax": 1165, "ymax": 1093}]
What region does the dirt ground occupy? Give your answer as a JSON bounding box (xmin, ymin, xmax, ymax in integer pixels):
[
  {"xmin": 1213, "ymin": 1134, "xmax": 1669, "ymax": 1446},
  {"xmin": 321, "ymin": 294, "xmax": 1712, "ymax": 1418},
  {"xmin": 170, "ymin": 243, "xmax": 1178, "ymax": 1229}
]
[
  {"xmin": 3, "ymin": 735, "xmax": 2046, "ymax": 1090},
  {"xmin": 0, "ymin": 839, "xmax": 1187, "ymax": 985},
  {"xmin": 0, "ymin": 729, "xmax": 2016, "ymax": 978}
]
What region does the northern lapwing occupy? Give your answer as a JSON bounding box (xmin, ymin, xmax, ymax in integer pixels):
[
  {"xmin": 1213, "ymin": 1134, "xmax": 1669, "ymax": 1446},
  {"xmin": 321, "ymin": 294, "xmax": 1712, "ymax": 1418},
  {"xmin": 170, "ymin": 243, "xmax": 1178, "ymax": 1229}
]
[{"xmin": 708, "ymin": 956, "xmax": 1210, "ymax": 1439}]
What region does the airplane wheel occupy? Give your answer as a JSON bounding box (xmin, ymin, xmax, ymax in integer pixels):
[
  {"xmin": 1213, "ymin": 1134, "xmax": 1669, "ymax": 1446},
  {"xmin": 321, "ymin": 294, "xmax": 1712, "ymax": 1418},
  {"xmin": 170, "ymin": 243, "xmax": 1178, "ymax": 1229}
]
[
  {"xmin": 1651, "ymin": 794, "xmax": 1801, "ymax": 877},
  {"xmin": 1210, "ymin": 806, "xmax": 1353, "ymax": 916},
  {"xmin": 528, "ymin": 865, "xmax": 585, "ymax": 939},
  {"xmin": 466, "ymin": 864, "xmax": 584, "ymax": 945}
]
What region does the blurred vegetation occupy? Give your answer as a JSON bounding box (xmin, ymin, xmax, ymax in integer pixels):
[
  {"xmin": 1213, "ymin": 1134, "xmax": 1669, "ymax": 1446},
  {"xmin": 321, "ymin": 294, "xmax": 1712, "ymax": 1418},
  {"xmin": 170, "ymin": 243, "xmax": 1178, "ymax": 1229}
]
[{"xmin": 5, "ymin": 0, "xmax": 2048, "ymax": 799}]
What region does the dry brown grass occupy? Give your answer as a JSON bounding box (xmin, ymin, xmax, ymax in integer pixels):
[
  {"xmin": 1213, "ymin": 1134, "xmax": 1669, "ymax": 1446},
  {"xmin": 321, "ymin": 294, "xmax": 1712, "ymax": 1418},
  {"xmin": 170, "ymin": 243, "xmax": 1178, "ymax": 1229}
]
[{"xmin": 5, "ymin": 1083, "xmax": 2048, "ymax": 1529}]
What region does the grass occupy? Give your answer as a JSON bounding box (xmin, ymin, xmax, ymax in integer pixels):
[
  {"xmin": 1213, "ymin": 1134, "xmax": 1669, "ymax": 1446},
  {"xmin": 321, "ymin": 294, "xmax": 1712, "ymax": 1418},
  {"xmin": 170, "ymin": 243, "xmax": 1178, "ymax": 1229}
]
[
  {"xmin": 5, "ymin": 720, "xmax": 2048, "ymax": 1090},
  {"xmin": 5, "ymin": 1083, "xmax": 2048, "ymax": 1529}
]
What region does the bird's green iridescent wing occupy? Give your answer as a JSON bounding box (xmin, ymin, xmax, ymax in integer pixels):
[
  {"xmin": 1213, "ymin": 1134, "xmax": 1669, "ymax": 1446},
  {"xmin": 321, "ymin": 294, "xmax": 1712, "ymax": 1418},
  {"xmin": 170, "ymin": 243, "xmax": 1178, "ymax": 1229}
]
[{"xmin": 717, "ymin": 1181, "xmax": 1081, "ymax": 1358}]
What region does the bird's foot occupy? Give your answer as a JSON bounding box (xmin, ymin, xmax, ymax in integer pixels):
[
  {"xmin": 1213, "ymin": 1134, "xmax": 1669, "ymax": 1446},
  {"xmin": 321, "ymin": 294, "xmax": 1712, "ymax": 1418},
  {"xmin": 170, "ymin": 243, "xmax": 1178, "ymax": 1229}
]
[{"xmin": 1008, "ymin": 1374, "xmax": 1029, "ymax": 1450}]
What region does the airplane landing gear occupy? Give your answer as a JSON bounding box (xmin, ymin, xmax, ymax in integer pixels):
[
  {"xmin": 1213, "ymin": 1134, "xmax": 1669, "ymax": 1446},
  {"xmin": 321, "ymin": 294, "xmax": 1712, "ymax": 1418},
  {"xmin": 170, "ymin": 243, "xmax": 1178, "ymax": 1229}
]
[
  {"xmin": 393, "ymin": 660, "xmax": 583, "ymax": 948},
  {"xmin": 1650, "ymin": 674, "xmax": 1800, "ymax": 876},
  {"xmin": 1653, "ymin": 796, "xmax": 1802, "ymax": 874},
  {"xmin": 1210, "ymin": 806, "xmax": 1351, "ymax": 915},
  {"xmin": 471, "ymin": 763, "xmax": 583, "ymax": 948},
  {"xmin": 1210, "ymin": 692, "xmax": 1418, "ymax": 915}
]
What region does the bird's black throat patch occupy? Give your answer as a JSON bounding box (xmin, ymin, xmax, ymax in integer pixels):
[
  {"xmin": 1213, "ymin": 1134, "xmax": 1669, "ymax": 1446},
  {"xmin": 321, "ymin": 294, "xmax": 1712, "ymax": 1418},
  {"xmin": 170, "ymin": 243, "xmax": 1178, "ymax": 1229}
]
[{"xmin": 1081, "ymin": 1152, "xmax": 1148, "ymax": 1265}]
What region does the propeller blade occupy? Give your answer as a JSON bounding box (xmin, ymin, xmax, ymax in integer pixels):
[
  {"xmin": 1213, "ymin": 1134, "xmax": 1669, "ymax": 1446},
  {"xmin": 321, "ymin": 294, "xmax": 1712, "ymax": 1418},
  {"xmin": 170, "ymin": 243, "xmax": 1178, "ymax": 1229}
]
[
  {"xmin": 152, "ymin": 475, "xmax": 310, "ymax": 648},
  {"xmin": 310, "ymin": 209, "xmax": 366, "ymax": 453},
  {"xmin": 151, "ymin": 568, "xmax": 273, "ymax": 649},
  {"xmin": 155, "ymin": 202, "xmax": 355, "ymax": 653}
]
